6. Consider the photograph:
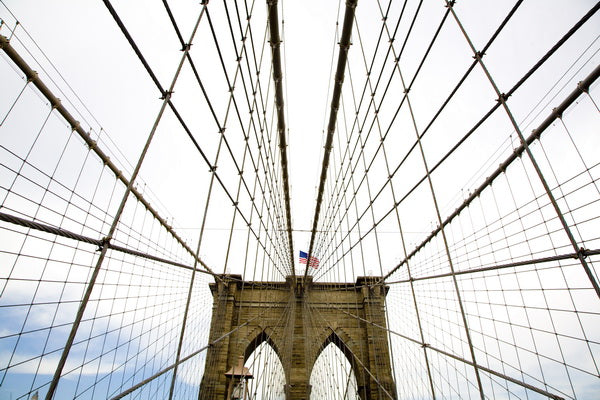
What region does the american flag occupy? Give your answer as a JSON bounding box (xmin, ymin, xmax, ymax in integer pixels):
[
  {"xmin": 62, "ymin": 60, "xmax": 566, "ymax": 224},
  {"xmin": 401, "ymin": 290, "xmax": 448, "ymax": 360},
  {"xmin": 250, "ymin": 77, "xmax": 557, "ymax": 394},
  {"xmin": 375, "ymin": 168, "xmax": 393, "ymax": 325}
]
[{"xmin": 299, "ymin": 251, "xmax": 319, "ymax": 269}]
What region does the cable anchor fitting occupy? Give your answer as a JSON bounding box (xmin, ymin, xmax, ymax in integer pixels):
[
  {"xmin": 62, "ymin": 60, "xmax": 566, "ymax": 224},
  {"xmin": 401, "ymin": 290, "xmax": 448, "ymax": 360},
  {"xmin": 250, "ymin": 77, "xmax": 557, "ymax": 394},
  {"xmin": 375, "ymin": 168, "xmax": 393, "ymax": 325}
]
[
  {"xmin": 496, "ymin": 93, "xmax": 509, "ymax": 103},
  {"xmin": 97, "ymin": 236, "xmax": 111, "ymax": 252},
  {"xmin": 445, "ymin": 0, "xmax": 456, "ymax": 8},
  {"xmin": 160, "ymin": 90, "xmax": 173, "ymax": 100}
]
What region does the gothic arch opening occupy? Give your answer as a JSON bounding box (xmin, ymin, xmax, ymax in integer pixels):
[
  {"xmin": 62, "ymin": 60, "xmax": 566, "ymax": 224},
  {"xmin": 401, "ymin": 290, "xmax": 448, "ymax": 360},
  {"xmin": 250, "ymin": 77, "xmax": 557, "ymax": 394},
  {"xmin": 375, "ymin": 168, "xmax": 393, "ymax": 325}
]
[
  {"xmin": 245, "ymin": 331, "xmax": 286, "ymax": 399},
  {"xmin": 310, "ymin": 332, "xmax": 360, "ymax": 399}
]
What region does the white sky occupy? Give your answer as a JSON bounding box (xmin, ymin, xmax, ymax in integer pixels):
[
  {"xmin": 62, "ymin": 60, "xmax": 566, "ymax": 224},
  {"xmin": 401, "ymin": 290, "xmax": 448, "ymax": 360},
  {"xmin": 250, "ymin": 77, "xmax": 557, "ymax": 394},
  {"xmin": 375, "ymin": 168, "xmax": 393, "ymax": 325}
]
[{"xmin": 1, "ymin": 1, "xmax": 598, "ymax": 279}]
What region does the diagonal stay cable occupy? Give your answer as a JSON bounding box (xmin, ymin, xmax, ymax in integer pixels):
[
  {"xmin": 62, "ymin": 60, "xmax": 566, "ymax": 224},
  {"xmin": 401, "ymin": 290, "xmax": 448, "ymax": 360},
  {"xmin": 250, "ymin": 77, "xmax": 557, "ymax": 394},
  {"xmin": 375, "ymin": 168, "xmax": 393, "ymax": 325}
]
[
  {"xmin": 381, "ymin": 62, "xmax": 600, "ymax": 282},
  {"xmin": 101, "ymin": 0, "xmax": 291, "ymax": 277},
  {"xmin": 108, "ymin": 300, "xmax": 285, "ymax": 400},
  {"xmin": 327, "ymin": 303, "xmax": 566, "ymax": 400},
  {"xmin": 41, "ymin": 4, "xmax": 210, "ymax": 397},
  {"xmin": 0, "ymin": 34, "xmax": 219, "ymax": 279},
  {"xmin": 315, "ymin": 3, "xmax": 600, "ymax": 278}
]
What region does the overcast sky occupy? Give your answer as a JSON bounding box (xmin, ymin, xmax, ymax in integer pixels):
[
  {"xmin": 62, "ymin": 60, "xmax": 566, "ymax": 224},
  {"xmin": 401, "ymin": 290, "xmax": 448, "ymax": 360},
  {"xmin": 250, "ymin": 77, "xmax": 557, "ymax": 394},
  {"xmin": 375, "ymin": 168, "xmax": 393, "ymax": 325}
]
[{"xmin": 1, "ymin": 1, "xmax": 599, "ymax": 399}]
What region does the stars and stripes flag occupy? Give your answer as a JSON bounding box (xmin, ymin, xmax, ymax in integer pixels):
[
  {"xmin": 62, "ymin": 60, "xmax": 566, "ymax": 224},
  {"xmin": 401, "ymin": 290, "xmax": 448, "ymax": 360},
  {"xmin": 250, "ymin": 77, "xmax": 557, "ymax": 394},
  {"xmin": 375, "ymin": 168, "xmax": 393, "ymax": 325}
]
[{"xmin": 299, "ymin": 250, "xmax": 319, "ymax": 269}]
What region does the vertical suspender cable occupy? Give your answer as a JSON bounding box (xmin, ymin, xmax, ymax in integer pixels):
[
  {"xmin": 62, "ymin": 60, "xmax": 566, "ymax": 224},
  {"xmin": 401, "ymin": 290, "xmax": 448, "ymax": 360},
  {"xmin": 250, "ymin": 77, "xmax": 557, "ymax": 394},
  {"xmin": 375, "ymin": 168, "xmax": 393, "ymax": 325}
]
[
  {"xmin": 305, "ymin": 0, "xmax": 358, "ymax": 281},
  {"xmin": 267, "ymin": 0, "xmax": 296, "ymax": 279}
]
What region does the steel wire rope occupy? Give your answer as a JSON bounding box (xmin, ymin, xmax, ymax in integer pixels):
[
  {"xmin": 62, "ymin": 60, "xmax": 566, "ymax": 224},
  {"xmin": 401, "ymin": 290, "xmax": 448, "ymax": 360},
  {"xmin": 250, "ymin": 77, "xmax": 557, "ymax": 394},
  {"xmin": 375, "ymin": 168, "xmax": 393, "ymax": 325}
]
[
  {"xmin": 348, "ymin": 8, "xmax": 423, "ymax": 396},
  {"xmin": 526, "ymin": 124, "xmax": 600, "ymax": 380},
  {"xmin": 217, "ymin": 0, "xmax": 292, "ymax": 278},
  {"xmin": 312, "ymin": 10, "xmax": 475, "ymax": 278},
  {"xmin": 316, "ymin": 49, "xmax": 396, "ymax": 398},
  {"xmin": 302, "ymin": 3, "xmax": 344, "ymax": 280},
  {"xmin": 340, "ymin": 13, "xmax": 596, "ymax": 394},
  {"xmin": 160, "ymin": 0, "xmax": 289, "ymax": 394},
  {"xmin": 307, "ymin": 0, "xmax": 427, "ymax": 260},
  {"xmin": 101, "ymin": 0, "xmax": 292, "ymax": 279},
  {"xmin": 310, "ymin": 1, "xmax": 450, "ymax": 279},
  {"xmin": 40, "ymin": 3, "xmax": 213, "ymax": 396},
  {"xmin": 68, "ymin": 148, "xmax": 142, "ymax": 399},
  {"xmin": 304, "ymin": 0, "xmax": 358, "ymax": 282},
  {"xmin": 0, "ymin": 12, "xmax": 155, "ymax": 217},
  {"xmin": 264, "ymin": 0, "xmax": 296, "ymax": 275},
  {"xmin": 355, "ymin": 3, "xmax": 486, "ymax": 395},
  {"xmin": 309, "ymin": 102, "xmax": 389, "ymax": 396},
  {"xmin": 359, "ymin": 3, "xmax": 436, "ymax": 395},
  {"xmin": 202, "ymin": 6, "xmax": 293, "ymax": 277},
  {"xmin": 455, "ymin": 194, "xmax": 514, "ymax": 397},
  {"xmin": 1, "ymin": 108, "xmax": 101, "ymax": 392},
  {"xmin": 503, "ymin": 152, "xmax": 581, "ymax": 395},
  {"xmin": 0, "ymin": 35, "xmax": 222, "ymax": 283},
  {"xmin": 202, "ymin": 0, "xmax": 295, "ymax": 278},
  {"xmin": 317, "ymin": 9, "xmax": 600, "ymax": 281},
  {"xmin": 446, "ymin": 0, "xmax": 600, "ymax": 298},
  {"xmin": 376, "ymin": 161, "xmax": 600, "ymax": 281},
  {"xmin": 204, "ymin": 5, "xmax": 293, "ymax": 275},
  {"xmin": 310, "ymin": 0, "xmax": 399, "ymax": 279},
  {"xmin": 13, "ymin": 277, "xmax": 194, "ymax": 398},
  {"xmin": 108, "ymin": 299, "xmax": 286, "ymax": 399},
  {"xmin": 304, "ymin": 298, "xmax": 396, "ymax": 399},
  {"xmin": 308, "ymin": 0, "xmax": 541, "ymax": 277},
  {"xmin": 325, "ymin": 302, "xmax": 568, "ymax": 400}
]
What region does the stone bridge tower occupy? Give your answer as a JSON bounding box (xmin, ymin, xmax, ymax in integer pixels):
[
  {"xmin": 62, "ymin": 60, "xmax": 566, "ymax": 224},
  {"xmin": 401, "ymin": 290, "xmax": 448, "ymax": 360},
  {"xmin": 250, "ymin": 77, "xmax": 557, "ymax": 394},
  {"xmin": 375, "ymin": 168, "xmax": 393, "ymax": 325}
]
[{"xmin": 198, "ymin": 275, "xmax": 396, "ymax": 399}]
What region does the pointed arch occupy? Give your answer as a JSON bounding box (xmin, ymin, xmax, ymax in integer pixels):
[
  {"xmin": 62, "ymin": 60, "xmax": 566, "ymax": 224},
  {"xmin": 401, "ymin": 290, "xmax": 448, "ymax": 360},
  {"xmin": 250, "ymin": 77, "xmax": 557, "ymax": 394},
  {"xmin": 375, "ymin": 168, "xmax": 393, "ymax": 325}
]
[
  {"xmin": 317, "ymin": 330, "xmax": 360, "ymax": 375},
  {"xmin": 311, "ymin": 330, "xmax": 362, "ymax": 399},
  {"xmin": 244, "ymin": 329, "xmax": 283, "ymax": 365},
  {"xmin": 243, "ymin": 329, "xmax": 287, "ymax": 399}
]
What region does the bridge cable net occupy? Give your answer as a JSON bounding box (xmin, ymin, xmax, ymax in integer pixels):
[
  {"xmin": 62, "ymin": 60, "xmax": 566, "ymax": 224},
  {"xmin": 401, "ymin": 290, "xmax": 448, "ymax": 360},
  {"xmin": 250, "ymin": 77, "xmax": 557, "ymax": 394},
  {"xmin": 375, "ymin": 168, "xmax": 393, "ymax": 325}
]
[
  {"xmin": 0, "ymin": 0, "xmax": 599, "ymax": 399},
  {"xmin": 303, "ymin": 0, "xmax": 600, "ymax": 399},
  {"xmin": 0, "ymin": 0, "xmax": 293, "ymax": 398}
]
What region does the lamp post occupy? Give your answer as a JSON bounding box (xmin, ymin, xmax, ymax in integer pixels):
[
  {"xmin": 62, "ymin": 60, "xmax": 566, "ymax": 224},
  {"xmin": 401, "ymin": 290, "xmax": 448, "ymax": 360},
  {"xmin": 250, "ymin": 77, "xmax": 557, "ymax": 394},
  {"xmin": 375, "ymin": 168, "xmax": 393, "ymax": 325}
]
[{"xmin": 224, "ymin": 356, "xmax": 253, "ymax": 400}]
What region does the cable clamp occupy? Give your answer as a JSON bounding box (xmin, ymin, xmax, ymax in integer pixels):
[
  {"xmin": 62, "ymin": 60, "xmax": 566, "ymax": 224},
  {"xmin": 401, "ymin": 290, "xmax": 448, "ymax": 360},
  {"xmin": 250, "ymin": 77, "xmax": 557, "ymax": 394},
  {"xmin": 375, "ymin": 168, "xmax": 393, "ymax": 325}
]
[
  {"xmin": 577, "ymin": 80, "xmax": 588, "ymax": 93},
  {"xmin": 339, "ymin": 42, "xmax": 351, "ymax": 51},
  {"xmin": 181, "ymin": 43, "xmax": 192, "ymax": 52},
  {"xmin": 496, "ymin": 93, "xmax": 509, "ymax": 103},
  {"xmin": 577, "ymin": 247, "xmax": 588, "ymax": 259},
  {"xmin": 98, "ymin": 236, "xmax": 111, "ymax": 252},
  {"xmin": 27, "ymin": 71, "xmax": 38, "ymax": 83},
  {"xmin": 445, "ymin": 0, "xmax": 456, "ymax": 8},
  {"xmin": 160, "ymin": 90, "xmax": 173, "ymax": 100},
  {"xmin": 552, "ymin": 107, "xmax": 562, "ymax": 119}
]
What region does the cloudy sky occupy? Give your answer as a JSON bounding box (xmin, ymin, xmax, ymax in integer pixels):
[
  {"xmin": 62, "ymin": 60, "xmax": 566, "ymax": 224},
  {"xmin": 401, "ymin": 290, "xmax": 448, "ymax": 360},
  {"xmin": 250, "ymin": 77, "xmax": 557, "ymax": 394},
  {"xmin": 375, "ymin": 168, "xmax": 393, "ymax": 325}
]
[{"xmin": 1, "ymin": 0, "xmax": 599, "ymax": 399}]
